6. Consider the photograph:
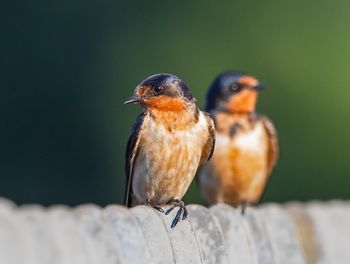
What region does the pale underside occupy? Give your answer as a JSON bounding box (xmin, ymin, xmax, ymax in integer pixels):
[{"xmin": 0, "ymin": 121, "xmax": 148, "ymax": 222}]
[
  {"xmin": 199, "ymin": 121, "xmax": 269, "ymax": 205},
  {"xmin": 132, "ymin": 112, "xmax": 209, "ymax": 205}
]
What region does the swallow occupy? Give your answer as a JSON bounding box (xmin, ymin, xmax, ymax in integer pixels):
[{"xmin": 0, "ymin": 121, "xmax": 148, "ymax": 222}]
[
  {"xmin": 197, "ymin": 71, "xmax": 279, "ymax": 213},
  {"xmin": 124, "ymin": 73, "xmax": 215, "ymax": 227}
]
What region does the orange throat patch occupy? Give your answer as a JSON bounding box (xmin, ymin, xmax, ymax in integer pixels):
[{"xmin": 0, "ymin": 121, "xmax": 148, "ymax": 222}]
[
  {"xmin": 228, "ymin": 90, "xmax": 257, "ymax": 113},
  {"xmin": 143, "ymin": 95, "xmax": 187, "ymax": 112},
  {"xmin": 144, "ymin": 96, "xmax": 197, "ymax": 131}
]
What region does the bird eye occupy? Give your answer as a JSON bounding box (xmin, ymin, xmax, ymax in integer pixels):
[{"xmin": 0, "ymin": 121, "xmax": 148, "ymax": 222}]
[
  {"xmin": 230, "ymin": 83, "xmax": 240, "ymax": 92},
  {"xmin": 153, "ymin": 86, "xmax": 163, "ymax": 94}
]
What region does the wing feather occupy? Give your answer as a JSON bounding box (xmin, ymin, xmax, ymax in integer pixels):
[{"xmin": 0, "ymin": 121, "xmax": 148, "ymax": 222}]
[
  {"xmin": 261, "ymin": 115, "xmax": 279, "ymax": 175},
  {"xmin": 124, "ymin": 112, "xmax": 146, "ymax": 207},
  {"xmin": 200, "ymin": 112, "xmax": 216, "ymax": 164}
]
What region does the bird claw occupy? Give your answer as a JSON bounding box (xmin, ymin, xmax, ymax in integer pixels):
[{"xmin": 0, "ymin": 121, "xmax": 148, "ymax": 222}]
[
  {"xmin": 171, "ymin": 206, "xmax": 183, "ymax": 228},
  {"xmin": 165, "ymin": 205, "xmax": 176, "ymax": 215},
  {"xmin": 241, "ymin": 203, "xmax": 247, "ymax": 215},
  {"xmin": 182, "ymin": 207, "xmax": 188, "ymax": 220},
  {"xmin": 153, "ymin": 206, "xmax": 164, "ymax": 213},
  {"xmin": 165, "ymin": 199, "xmax": 187, "ymax": 228},
  {"xmin": 144, "ymin": 199, "xmax": 164, "ymax": 213}
]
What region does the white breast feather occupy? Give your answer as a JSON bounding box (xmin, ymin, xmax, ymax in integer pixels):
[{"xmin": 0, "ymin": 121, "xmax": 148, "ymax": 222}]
[
  {"xmin": 132, "ymin": 111, "xmax": 209, "ymax": 203},
  {"xmin": 233, "ymin": 122, "xmax": 266, "ymax": 152},
  {"xmin": 147, "ymin": 111, "xmax": 208, "ymax": 145}
]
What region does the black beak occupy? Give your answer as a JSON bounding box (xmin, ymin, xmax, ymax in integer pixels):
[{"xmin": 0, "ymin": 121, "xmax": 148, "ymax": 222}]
[
  {"xmin": 254, "ymin": 83, "xmax": 266, "ymax": 90},
  {"xmin": 124, "ymin": 95, "xmax": 140, "ymax": 104}
]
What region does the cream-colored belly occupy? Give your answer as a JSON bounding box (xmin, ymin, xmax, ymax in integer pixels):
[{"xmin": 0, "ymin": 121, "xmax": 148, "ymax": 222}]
[
  {"xmin": 132, "ymin": 113, "xmax": 208, "ymax": 205},
  {"xmin": 199, "ymin": 122, "xmax": 268, "ymax": 204}
]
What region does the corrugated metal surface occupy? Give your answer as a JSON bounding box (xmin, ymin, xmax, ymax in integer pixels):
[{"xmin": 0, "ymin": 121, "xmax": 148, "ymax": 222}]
[{"xmin": 0, "ymin": 197, "xmax": 349, "ymax": 264}]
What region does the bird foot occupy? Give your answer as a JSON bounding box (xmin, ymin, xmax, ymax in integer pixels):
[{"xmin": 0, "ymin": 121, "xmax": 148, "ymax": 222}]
[
  {"xmin": 165, "ymin": 199, "xmax": 188, "ymax": 228},
  {"xmin": 240, "ymin": 203, "xmax": 248, "ymax": 215},
  {"xmin": 144, "ymin": 199, "xmax": 164, "ymax": 213}
]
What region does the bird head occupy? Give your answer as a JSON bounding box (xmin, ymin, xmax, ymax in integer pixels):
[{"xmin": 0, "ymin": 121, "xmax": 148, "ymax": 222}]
[
  {"xmin": 124, "ymin": 73, "xmax": 195, "ymax": 112},
  {"xmin": 205, "ymin": 71, "xmax": 265, "ymax": 113}
]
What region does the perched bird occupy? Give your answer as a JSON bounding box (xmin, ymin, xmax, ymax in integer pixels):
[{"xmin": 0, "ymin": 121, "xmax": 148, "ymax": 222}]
[
  {"xmin": 124, "ymin": 73, "xmax": 215, "ymax": 227},
  {"xmin": 197, "ymin": 71, "xmax": 279, "ymax": 213}
]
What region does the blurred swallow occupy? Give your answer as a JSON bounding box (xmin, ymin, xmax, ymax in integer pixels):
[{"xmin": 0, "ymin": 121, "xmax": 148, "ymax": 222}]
[
  {"xmin": 124, "ymin": 73, "xmax": 215, "ymax": 227},
  {"xmin": 197, "ymin": 71, "xmax": 279, "ymax": 213}
]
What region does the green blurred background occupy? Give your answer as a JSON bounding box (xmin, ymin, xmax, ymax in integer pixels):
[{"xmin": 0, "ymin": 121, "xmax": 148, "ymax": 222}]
[{"xmin": 2, "ymin": 1, "xmax": 350, "ymax": 206}]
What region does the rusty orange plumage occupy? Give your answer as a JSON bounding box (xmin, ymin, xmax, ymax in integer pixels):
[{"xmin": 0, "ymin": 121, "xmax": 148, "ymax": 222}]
[
  {"xmin": 197, "ymin": 71, "xmax": 279, "ymax": 212},
  {"xmin": 124, "ymin": 73, "xmax": 215, "ymax": 227}
]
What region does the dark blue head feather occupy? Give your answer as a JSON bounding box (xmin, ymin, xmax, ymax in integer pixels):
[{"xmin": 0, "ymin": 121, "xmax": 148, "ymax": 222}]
[
  {"xmin": 140, "ymin": 73, "xmax": 194, "ymax": 101},
  {"xmin": 205, "ymin": 71, "xmax": 245, "ymax": 112}
]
